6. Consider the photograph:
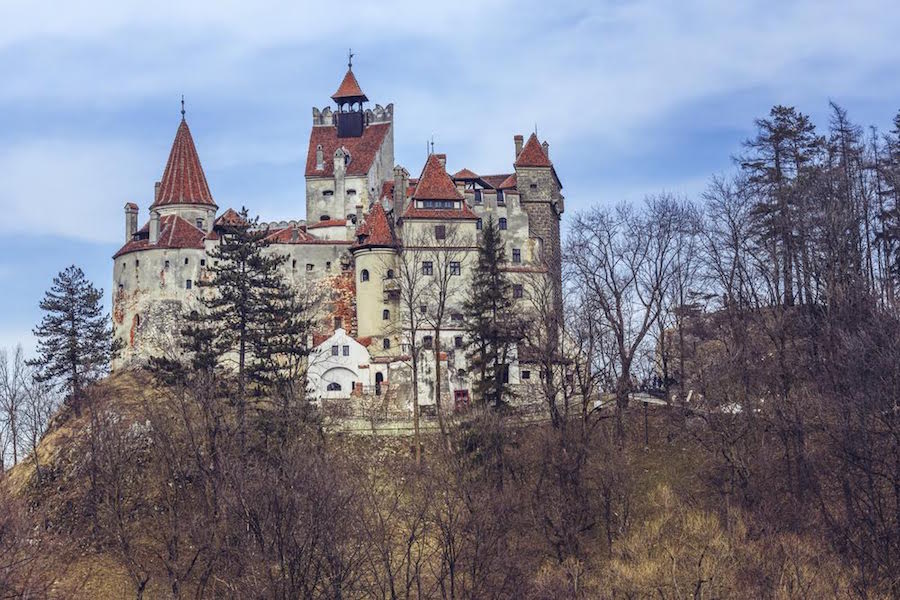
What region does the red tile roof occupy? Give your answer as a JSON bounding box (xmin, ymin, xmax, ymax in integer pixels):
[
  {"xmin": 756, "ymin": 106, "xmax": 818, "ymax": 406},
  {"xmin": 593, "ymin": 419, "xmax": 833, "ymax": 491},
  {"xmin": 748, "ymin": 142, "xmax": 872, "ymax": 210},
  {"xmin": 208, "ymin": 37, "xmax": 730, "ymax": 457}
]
[
  {"xmin": 265, "ymin": 225, "xmax": 353, "ymax": 245},
  {"xmin": 353, "ymin": 203, "xmax": 396, "ymax": 248},
  {"xmin": 307, "ymin": 218, "xmax": 348, "ymax": 229},
  {"xmin": 452, "ymin": 168, "xmax": 479, "ymax": 180},
  {"xmin": 332, "ymin": 69, "xmax": 368, "ymax": 102},
  {"xmin": 498, "ymin": 174, "xmax": 517, "ymax": 189},
  {"xmin": 214, "ymin": 208, "xmax": 247, "ymax": 228},
  {"xmin": 514, "ymin": 133, "xmax": 552, "ymax": 168},
  {"xmin": 152, "ymin": 119, "xmax": 217, "ymax": 209},
  {"xmin": 412, "ymin": 154, "xmax": 464, "ymax": 201},
  {"xmin": 480, "ymin": 174, "xmax": 514, "ymax": 189},
  {"xmin": 305, "ymin": 122, "xmax": 391, "ymax": 178},
  {"xmin": 113, "ymin": 214, "xmax": 207, "ymax": 258}
]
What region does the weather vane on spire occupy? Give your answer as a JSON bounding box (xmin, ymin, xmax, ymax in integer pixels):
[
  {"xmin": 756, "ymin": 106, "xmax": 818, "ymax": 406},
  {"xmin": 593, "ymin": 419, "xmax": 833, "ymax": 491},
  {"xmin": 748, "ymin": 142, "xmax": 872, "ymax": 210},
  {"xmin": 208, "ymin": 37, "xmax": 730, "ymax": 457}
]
[
  {"xmin": 181, "ymin": 95, "xmax": 186, "ymax": 120},
  {"xmin": 348, "ymin": 48, "xmax": 354, "ymax": 70}
]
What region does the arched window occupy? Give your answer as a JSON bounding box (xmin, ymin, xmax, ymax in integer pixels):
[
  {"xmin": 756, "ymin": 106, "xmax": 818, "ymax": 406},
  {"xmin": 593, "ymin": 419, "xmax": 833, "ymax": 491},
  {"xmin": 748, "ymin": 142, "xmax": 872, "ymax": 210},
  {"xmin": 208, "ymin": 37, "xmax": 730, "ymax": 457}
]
[
  {"xmin": 361, "ymin": 269, "xmax": 370, "ymax": 282},
  {"xmin": 326, "ymin": 382, "xmax": 342, "ymax": 391},
  {"xmin": 386, "ymin": 269, "xmax": 394, "ymax": 279},
  {"xmin": 499, "ymin": 217, "xmax": 508, "ymax": 230},
  {"xmin": 383, "ymin": 338, "xmax": 391, "ymax": 350},
  {"xmin": 383, "ymin": 309, "xmax": 390, "ymax": 320},
  {"xmin": 320, "ymin": 214, "xmax": 331, "ymax": 220}
]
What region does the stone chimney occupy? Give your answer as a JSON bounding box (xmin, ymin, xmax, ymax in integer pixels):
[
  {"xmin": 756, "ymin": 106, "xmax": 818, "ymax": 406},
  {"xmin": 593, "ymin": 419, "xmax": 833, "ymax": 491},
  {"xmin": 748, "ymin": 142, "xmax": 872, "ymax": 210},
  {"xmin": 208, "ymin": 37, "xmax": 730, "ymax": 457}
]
[
  {"xmin": 514, "ymin": 135, "xmax": 524, "ymax": 158},
  {"xmin": 149, "ymin": 210, "xmax": 160, "ymax": 245},
  {"xmin": 355, "ymin": 203, "xmax": 363, "ymax": 229},
  {"xmin": 435, "ymin": 153, "xmax": 447, "ymax": 169},
  {"xmin": 542, "ymin": 141, "xmax": 550, "ymax": 159},
  {"xmin": 154, "ymin": 181, "xmax": 161, "ymax": 204},
  {"xmin": 393, "ymin": 165, "xmax": 409, "ymax": 214},
  {"xmin": 315, "ymin": 144, "xmax": 324, "ymax": 171},
  {"xmin": 124, "ymin": 202, "xmax": 138, "ymax": 242}
]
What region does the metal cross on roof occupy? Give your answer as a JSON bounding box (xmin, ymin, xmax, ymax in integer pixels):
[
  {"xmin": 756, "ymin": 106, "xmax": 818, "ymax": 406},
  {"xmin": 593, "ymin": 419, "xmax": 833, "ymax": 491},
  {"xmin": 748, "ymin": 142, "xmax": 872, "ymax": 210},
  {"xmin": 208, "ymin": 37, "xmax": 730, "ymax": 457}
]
[
  {"xmin": 181, "ymin": 95, "xmax": 186, "ymax": 120},
  {"xmin": 348, "ymin": 48, "xmax": 354, "ymax": 70}
]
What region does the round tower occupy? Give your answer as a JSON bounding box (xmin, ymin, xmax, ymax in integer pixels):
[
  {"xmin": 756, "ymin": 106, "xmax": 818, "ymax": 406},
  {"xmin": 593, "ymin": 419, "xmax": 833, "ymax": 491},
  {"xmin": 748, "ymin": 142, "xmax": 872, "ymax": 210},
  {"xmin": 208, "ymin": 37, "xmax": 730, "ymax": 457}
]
[{"xmin": 350, "ymin": 203, "xmax": 398, "ymax": 346}]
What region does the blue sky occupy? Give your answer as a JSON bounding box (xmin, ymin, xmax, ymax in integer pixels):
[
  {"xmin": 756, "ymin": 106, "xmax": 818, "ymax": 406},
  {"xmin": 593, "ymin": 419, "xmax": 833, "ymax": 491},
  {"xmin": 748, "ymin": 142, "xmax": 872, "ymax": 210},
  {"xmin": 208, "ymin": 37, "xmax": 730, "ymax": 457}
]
[{"xmin": 2, "ymin": 0, "xmax": 899, "ymax": 353}]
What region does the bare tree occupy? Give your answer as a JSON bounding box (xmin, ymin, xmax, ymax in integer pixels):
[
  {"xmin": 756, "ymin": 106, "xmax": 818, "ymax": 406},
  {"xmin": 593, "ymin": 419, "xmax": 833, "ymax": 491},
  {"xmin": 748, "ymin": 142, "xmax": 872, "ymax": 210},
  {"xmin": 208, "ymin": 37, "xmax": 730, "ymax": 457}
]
[{"xmin": 0, "ymin": 345, "xmax": 27, "ymax": 470}]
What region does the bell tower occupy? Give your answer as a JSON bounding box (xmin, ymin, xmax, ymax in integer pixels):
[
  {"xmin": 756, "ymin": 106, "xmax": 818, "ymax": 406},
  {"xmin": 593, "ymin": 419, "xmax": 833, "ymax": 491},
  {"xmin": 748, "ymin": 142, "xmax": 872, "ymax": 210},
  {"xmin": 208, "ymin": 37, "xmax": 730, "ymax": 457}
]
[{"xmin": 332, "ymin": 50, "xmax": 368, "ymax": 138}]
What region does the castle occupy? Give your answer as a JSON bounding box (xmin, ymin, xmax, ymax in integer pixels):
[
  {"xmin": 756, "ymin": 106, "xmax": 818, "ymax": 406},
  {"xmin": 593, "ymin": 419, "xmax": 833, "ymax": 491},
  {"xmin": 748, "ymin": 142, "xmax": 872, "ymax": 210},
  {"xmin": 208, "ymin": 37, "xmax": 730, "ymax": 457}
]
[{"xmin": 112, "ymin": 64, "xmax": 564, "ymax": 411}]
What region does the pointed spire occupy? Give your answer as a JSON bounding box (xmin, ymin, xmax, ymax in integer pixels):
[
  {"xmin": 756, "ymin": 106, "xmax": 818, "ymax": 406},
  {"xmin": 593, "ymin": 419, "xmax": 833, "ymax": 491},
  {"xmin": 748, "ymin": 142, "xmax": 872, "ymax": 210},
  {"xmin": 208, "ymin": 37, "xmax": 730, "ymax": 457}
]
[
  {"xmin": 332, "ymin": 68, "xmax": 368, "ymax": 103},
  {"xmin": 181, "ymin": 94, "xmax": 186, "ymax": 120},
  {"xmin": 412, "ymin": 154, "xmax": 464, "ymax": 201},
  {"xmin": 152, "ymin": 117, "xmax": 217, "ymax": 209},
  {"xmin": 514, "ymin": 132, "xmax": 552, "ymax": 168}
]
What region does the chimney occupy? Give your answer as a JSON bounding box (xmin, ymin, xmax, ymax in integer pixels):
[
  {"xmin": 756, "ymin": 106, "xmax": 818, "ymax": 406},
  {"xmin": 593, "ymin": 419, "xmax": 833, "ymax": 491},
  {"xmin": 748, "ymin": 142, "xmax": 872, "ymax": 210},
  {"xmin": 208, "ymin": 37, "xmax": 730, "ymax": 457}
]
[
  {"xmin": 315, "ymin": 144, "xmax": 324, "ymax": 171},
  {"xmin": 149, "ymin": 211, "xmax": 160, "ymax": 245},
  {"xmin": 514, "ymin": 135, "xmax": 524, "ymax": 158},
  {"xmin": 154, "ymin": 181, "xmax": 161, "ymax": 204},
  {"xmin": 124, "ymin": 202, "xmax": 138, "ymax": 242},
  {"xmin": 541, "ymin": 141, "xmax": 550, "ymax": 159},
  {"xmin": 393, "ymin": 166, "xmax": 409, "ymax": 214},
  {"xmin": 355, "ymin": 203, "xmax": 363, "ymax": 229},
  {"xmin": 435, "ymin": 153, "xmax": 446, "ymax": 169}
]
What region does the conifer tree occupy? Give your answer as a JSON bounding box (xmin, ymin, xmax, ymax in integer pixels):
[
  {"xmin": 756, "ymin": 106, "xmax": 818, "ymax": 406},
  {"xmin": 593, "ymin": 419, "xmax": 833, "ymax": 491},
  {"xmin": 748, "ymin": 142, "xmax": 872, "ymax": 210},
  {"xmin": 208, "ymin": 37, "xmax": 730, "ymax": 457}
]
[
  {"xmin": 463, "ymin": 216, "xmax": 521, "ymax": 408},
  {"xmin": 28, "ymin": 265, "xmax": 117, "ymax": 416}
]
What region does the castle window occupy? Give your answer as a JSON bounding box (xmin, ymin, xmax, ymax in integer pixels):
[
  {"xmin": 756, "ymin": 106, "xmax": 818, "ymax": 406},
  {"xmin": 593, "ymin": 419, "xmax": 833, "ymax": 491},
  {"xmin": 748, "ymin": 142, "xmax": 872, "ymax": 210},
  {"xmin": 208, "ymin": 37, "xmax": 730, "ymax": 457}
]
[
  {"xmin": 474, "ymin": 189, "xmax": 482, "ymax": 203},
  {"xmin": 383, "ymin": 338, "xmax": 391, "ymax": 350},
  {"xmin": 292, "ymin": 259, "xmax": 297, "ymax": 270},
  {"xmin": 135, "ymin": 259, "xmax": 140, "ymax": 267},
  {"xmin": 421, "ymin": 199, "xmax": 455, "ymax": 209},
  {"xmin": 320, "ymin": 214, "xmax": 331, "ymax": 221},
  {"xmin": 200, "ymin": 259, "xmax": 206, "ymax": 267},
  {"xmin": 530, "ymin": 183, "xmax": 537, "ymax": 190},
  {"xmin": 184, "ymin": 258, "xmax": 189, "ymax": 265},
  {"xmin": 512, "ymin": 249, "xmax": 521, "ymax": 263},
  {"xmin": 361, "ymin": 269, "xmax": 370, "ymax": 282},
  {"xmin": 196, "ymin": 218, "xmax": 204, "ymax": 229},
  {"xmin": 451, "ymin": 312, "xmax": 462, "ymax": 322},
  {"xmin": 342, "ymin": 345, "xmax": 350, "ymax": 356},
  {"xmin": 386, "ymin": 269, "xmax": 394, "ymax": 279},
  {"xmin": 423, "ymin": 335, "xmax": 434, "ymax": 350},
  {"xmin": 422, "ymin": 261, "xmax": 433, "ymax": 276},
  {"xmin": 435, "ymin": 225, "xmax": 446, "ymax": 240},
  {"xmin": 499, "ymin": 218, "xmax": 507, "ymax": 230},
  {"xmin": 186, "ymin": 279, "xmax": 193, "ymax": 289},
  {"xmin": 522, "ymin": 370, "xmax": 531, "ymax": 380},
  {"xmin": 327, "ymin": 382, "xmax": 341, "ymax": 391},
  {"xmin": 326, "ymin": 261, "xmax": 331, "ymax": 270},
  {"xmin": 331, "ymin": 345, "xmax": 339, "ymax": 356},
  {"xmin": 476, "ymin": 218, "xmax": 482, "ymax": 230},
  {"xmin": 383, "ymin": 309, "xmax": 390, "ymax": 320},
  {"xmin": 347, "ymin": 189, "xmax": 356, "ymax": 196},
  {"xmin": 323, "ymin": 191, "xmax": 334, "ymax": 197},
  {"xmin": 454, "ymin": 336, "xmax": 463, "ymax": 349},
  {"xmin": 164, "ymin": 260, "xmax": 170, "ymax": 269},
  {"xmin": 306, "ymin": 263, "xmax": 314, "ymax": 271},
  {"xmin": 419, "ymin": 305, "xmax": 427, "ymax": 315},
  {"xmin": 457, "ymin": 368, "xmax": 466, "ymax": 377},
  {"xmin": 513, "ymin": 284, "xmax": 523, "ymax": 299},
  {"xmin": 334, "ymin": 317, "xmax": 343, "ymax": 330},
  {"xmin": 118, "ymin": 283, "xmax": 124, "ymax": 290},
  {"xmin": 450, "ymin": 261, "xmax": 460, "ymax": 276},
  {"xmin": 497, "ymin": 190, "xmax": 505, "ymax": 205}
]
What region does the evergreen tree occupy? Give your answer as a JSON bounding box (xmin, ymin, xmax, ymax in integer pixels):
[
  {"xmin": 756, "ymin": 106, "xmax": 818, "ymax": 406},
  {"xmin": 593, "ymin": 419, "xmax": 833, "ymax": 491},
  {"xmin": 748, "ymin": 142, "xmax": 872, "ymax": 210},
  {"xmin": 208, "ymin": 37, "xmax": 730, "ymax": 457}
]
[
  {"xmin": 28, "ymin": 265, "xmax": 117, "ymax": 416},
  {"xmin": 463, "ymin": 217, "xmax": 522, "ymax": 408}
]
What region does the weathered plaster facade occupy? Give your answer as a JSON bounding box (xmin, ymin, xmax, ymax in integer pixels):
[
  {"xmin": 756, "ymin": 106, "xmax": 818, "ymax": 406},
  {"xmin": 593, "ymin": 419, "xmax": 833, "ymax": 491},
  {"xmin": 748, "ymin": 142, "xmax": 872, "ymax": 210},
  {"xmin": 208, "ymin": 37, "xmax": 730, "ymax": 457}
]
[{"xmin": 112, "ymin": 65, "xmax": 564, "ymax": 413}]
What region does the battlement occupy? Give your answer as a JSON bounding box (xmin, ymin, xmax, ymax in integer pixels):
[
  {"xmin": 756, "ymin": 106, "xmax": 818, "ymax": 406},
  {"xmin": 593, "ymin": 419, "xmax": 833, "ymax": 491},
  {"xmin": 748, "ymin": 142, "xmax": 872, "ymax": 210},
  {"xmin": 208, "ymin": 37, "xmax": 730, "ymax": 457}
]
[
  {"xmin": 312, "ymin": 103, "xmax": 394, "ymax": 127},
  {"xmin": 251, "ymin": 219, "xmax": 306, "ymax": 232}
]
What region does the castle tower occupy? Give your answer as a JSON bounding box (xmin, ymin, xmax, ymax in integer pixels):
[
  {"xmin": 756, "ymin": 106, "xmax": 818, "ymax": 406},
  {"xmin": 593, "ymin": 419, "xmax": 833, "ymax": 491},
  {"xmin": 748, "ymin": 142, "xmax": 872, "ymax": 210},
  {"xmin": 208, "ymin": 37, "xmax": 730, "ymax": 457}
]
[
  {"xmin": 350, "ymin": 202, "xmax": 398, "ymax": 344},
  {"xmin": 513, "ymin": 133, "xmax": 564, "ymax": 312},
  {"xmin": 306, "ymin": 63, "xmax": 394, "ymax": 227},
  {"xmin": 149, "ymin": 114, "xmax": 218, "ymax": 232}
]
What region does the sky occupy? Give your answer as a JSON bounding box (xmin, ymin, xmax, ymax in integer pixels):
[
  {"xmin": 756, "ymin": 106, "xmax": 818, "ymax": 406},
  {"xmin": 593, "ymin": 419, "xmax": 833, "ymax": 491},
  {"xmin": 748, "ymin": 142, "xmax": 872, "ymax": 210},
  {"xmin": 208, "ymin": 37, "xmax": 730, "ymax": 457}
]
[{"xmin": 1, "ymin": 0, "xmax": 899, "ymax": 354}]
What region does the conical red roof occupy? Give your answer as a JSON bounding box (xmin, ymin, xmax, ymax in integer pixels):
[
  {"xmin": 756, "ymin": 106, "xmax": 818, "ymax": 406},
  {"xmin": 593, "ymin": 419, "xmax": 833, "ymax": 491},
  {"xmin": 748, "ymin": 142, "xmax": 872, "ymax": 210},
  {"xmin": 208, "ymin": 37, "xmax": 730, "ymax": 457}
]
[
  {"xmin": 412, "ymin": 154, "xmax": 464, "ymax": 201},
  {"xmin": 514, "ymin": 133, "xmax": 552, "ymax": 168},
  {"xmin": 153, "ymin": 119, "xmax": 216, "ymax": 208},
  {"xmin": 332, "ymin": 69, "xmax": 368, "ymax": 102},
  {"xmin": 353, "ymin": 202, "xmax": 395, "ymax": 249}
]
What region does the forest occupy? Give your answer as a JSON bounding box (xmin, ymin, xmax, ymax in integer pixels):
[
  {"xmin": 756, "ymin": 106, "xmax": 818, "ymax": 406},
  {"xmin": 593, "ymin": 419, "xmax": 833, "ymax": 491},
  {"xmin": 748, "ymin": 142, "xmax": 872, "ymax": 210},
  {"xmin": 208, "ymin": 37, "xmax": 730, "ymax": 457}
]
[{"xmin": 1, "ymin": 102, "xmax": 899, "ymax": 599}]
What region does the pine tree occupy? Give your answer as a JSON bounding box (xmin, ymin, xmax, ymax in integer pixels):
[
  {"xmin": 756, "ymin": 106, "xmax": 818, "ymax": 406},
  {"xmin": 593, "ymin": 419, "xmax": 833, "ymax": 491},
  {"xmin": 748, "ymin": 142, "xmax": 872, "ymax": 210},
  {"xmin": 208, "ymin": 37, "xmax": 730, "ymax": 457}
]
[
  {"xmin": 463, "ymin": 216, "xmax": 521, "ymax": 409},
  {"xmin": 28, "ymin": 265, "xmax": 117, "ymax": 416}
]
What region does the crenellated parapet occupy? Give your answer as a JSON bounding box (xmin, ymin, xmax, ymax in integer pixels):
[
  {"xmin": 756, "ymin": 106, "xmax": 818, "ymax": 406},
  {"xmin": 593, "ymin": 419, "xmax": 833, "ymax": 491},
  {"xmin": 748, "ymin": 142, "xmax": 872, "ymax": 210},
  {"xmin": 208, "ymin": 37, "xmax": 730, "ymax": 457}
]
[{"xmin": 312, "ymin": 103, "xmax": 393, "ymax": 126}]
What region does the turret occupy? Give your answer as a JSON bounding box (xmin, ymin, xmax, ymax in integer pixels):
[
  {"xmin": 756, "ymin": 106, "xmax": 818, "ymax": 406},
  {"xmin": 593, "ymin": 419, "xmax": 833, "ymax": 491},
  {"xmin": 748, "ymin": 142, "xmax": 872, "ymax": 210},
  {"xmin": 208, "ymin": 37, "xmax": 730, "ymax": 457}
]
[{"xmin": 149, "ymin": 210, "xmax": 160, "ymax": 244}]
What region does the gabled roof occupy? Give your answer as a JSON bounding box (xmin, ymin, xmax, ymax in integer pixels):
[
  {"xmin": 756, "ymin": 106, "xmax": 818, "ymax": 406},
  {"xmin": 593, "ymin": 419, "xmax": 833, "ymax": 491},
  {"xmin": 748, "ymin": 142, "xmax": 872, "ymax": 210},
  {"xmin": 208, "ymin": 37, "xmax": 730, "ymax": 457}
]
[
  {"xmin": 514, "ymin": 133, "xmax": 552, "ymax": 168},
  {"xmin": 332, "ymin": 69, "xmax": 368, "ymax": 102},
  {"xmin": 305, "ymin": 122, "xmax": 391, "ymax": 177},
  {"xmin": 307, "ymin": 218, "xmax": 348, "ymax": 229},
  {"xmin": 113, "ymin": 214, "xmax": 207, "ymax": 258},
  {"xmin": 452, "ymin": 168, "xmax": 479, "ymax": 180},
  {"xmin": 480, "ymin": 174, "xmax": 514, "ymax": 189},
  {"xmin": 411, "ymin": 154, "xmax": 464, "ymax": 201},
  {"xmin": 265, "ymin": 224, "xmax": 353, "ymax": 245},
  {"xmin": 214, "ymin": 208, "xmax": 247, "ymax": 228},
  {"xmin": 152, "ymin": 118, "xmax": 217, "ymax": 209},
  {"xmin": 353, "ymin": 203, "xmax": 396, "ymax": 249}
]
